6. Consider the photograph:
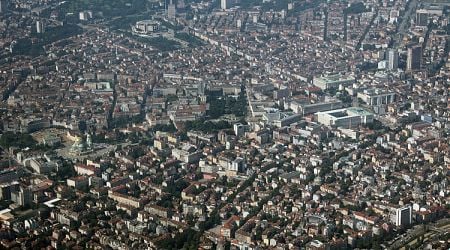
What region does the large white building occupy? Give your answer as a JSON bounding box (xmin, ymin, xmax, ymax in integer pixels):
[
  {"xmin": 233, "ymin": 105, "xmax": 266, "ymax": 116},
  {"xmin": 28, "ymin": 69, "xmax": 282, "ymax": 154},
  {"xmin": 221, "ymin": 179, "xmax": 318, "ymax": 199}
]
[
  {"xmin": 394, "ymin": 206, "xmax": 412, "ymax": 227},
  {"xmin": 36, "ymin": 21, "xmax": 45, "ymax": 34},
  {"xmin": 24, "ymin": 157, "xmax": 55, "ymax": 174},
  {"xmin": 74, "ymin": 164, "xmax": 100, "ymax": 176},
  {"xmin": 233, "ymin": 123, "xmax": 247, "ymax": 137},
  {"xmin": 167, "ymin": 0, "xmax": 176, "ymax": 18},
  {"xmin": 79, "ymin": 11, "xmax": 92, "ymax": 21},
  {"xmin": 357, "ymin": 88, "xmax": 396, "ymax": 106},
  {"xmin": 132, "ymin": 20, "xmax": 160, "ymax": 35},
  {"xmin": 387, "ymin": 49, "xmax": 398, "ymax": 70},
  {"xmin": 221, "ymin": 0, "xmax": 228, "ymax": 10},
  {"xmin": 263, "ymin": 110, "xmax": 301, "ymax": 128},
  {"xmin": 313, "ymin": 74, "xmax": 355, "ymax": 90},
  {"xmin": 172, "ymin": 144, "xmax": 201, "ymax": 163},
  {"xmin": 288, "ymin": 99, "xmax": 343, "ymax": 116},
  {"xmin": 316, "ymin": 107, "xmax": 374, "ymax": 128}
]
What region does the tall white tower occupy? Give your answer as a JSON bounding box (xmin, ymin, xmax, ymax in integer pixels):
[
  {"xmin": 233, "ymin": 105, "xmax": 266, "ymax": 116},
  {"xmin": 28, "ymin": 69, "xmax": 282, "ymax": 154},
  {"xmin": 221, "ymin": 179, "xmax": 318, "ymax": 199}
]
[
  {"xmin": 167, "ymin": 0, "xmax": 176, "ymax": 19},
  {"xmin": 387, "ymin": 49, "xmax": 398, "ymax": 71},
  {"xmin": 394, "ymin": 206, "xmax": 412, "ymax": 227},
  {"xmin": 221, "ymin": 0, "xmax": 228, "ymax": 10},
  {"xmin": 36, "ymin": 21, "xmax": 45, "ymax": 34}
]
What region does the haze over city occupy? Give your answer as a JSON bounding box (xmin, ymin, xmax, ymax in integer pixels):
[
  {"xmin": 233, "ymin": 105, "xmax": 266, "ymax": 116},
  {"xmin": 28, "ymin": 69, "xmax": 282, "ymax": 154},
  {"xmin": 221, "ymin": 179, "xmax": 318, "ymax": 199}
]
[{"xmin": 0, "ymin": 0, "xmax": 449, "ymax": 249}]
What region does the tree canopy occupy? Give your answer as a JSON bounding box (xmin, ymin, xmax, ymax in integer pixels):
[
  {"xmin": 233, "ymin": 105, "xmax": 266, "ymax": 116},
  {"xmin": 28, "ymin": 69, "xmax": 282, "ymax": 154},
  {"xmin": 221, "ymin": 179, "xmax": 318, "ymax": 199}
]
[{"xmin": 0, "ymin": 132, "xmax": 37, "ymax": 149}]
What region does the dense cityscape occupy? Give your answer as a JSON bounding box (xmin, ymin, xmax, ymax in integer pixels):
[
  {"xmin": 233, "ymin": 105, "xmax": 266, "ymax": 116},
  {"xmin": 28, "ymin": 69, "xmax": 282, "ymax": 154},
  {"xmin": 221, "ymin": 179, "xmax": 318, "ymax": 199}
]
[{"xmin": 0, "ymin": 0, "xmax": 449, "ymax": 249}]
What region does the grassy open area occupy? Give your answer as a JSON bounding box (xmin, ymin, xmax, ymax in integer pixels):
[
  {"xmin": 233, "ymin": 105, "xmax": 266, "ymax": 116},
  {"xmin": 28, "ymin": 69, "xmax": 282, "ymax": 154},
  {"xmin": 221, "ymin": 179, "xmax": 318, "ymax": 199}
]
[{"xmin": 0, "ymin": 132, "xmax": 36, "ymax": 149}]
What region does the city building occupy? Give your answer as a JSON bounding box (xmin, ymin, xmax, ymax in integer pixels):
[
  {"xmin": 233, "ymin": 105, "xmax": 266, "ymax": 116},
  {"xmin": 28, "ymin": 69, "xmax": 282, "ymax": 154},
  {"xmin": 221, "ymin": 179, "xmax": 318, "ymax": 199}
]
[
  {"xmin": 394, "ymin": 206, "xmax": 412, "ymax": 227},
  {"xmin": 313, "ymin": 74, "xmax": 355, "ymax": 90},
  {"xmin": 36, "ymin": 21, "xmax": 44, "ymax": 34},
  {"xmin": 24, "ymin": 157, "xmax": 55, "ymax": 174},
  {"xmin": 79, "ymin": 11, "xmax": 87, "ymax": 21},
  {"xmin": 416, "ymin": 9, "xmax": 429, "ymax": 26},
  {"xmin": 233, "ymin": 123, "xmax": 247, "ymax": 137},
  {"xmin": 74, "ymin": 164, "xmax": 100, "ymax": 176},
  {"xmin": 172, "ymin": 144, "xmax": 201, "ymax": 163},
  {"xmin": 263, "ymin": 111, "xmax": 302, "ymax": 128},
  {"xmin": 11, "ymin": 186, "xmax": 32, "ymax": 207},
  {"xmin": 357, "ymin": 89, "xmax": 396, "ymax": 106},
  {"xmin": 167, "ymin": 0, "xmax": 176, "ymax": 19},
  {"xmin": 221, "ymin": 0, "xmax": 228, "ymax": 10},
  {"xmin": 387, "ymin": 49, "xmax": 398, "ymax": 71},
  {"xmin": 132, "ymin": 20, "xmax": 161, "ymax": 35},
  {"xmin": 316, "ymin": 107, "xmax": 374, "ymax": 128},
  {"xmin": 273, "ymin": 88, "xmax": 289, "ymax": 100},
  {"xmin": 79, "ymin": 11, "xmax": 92, "ymax": 21},
  {"xmin": 67, "ymin": 176, "xmax": 89, "ymax": 190},
  {"xmin": 291, "ymin": 100, "xmax": 344, "ymax": 116},
  {"xmin": 406, "ymin": 45, "xmax": 422, "ymax": 71},
  {"xmin": 415, "ymin": 7, "xmax": 444, "ymax": 27}
]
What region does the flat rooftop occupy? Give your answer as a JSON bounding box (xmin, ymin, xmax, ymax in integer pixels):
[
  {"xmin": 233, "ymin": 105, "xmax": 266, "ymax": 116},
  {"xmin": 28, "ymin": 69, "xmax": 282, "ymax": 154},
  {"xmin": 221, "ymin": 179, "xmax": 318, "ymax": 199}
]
[
  {"xmin": 328, "ymin": 111, "xmax": 348, "ymax": 118},
  {"xmin": 347, "ymin": 107, "xmax": 373, "ymax": 116},
  {"xmin": 318, "ymin": 107, "xmax": 373, "ymax": 118},
  {"xmin": 315, "ymin": 74, "xmax": 355, "ymax": 83}
]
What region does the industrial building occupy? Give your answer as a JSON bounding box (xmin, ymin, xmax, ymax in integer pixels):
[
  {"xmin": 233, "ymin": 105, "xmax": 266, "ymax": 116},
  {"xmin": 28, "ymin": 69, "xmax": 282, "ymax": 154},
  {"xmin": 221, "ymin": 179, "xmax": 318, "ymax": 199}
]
[
  {"xmin": 313, "ymin": 74, "xmax": 355, "ymax": 90},
  {"xmin": 316, "ymin": 107, "xmax": 373, "ymax": 128},
  {"xmin": 357, "ymin": 88, "xmax": 396, "ymax": 106}
]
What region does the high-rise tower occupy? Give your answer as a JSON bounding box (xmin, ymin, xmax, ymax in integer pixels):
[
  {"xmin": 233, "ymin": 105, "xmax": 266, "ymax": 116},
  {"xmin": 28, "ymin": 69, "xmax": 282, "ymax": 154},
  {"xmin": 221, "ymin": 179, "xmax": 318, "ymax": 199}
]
[
  {"xmin": 221, "ymin": 0, "xmax": 228, "ymax": 10},
  {"xmin": 167, "ymin": 0, "xmax": 176, "ymax": 19},
  {"xmin": 36, "ymin": 21, "xmax": 45, "ymax": 34},
  {"xmin": 406, "ymin": 45, "xmax": 422, "ymax": 71},
  {"xmin": 387, "ymin": 49, "xmax": 398, "ymax": 71}
]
